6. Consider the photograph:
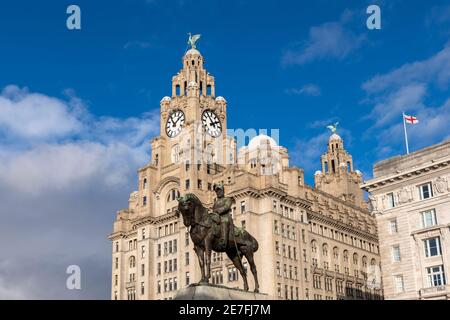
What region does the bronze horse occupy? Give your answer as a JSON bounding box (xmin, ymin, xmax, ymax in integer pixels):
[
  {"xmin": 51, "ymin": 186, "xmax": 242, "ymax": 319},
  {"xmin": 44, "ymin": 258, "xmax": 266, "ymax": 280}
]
[{"xmin": 177, "ymin": 193, "xmax": 260, "ymax": 292}]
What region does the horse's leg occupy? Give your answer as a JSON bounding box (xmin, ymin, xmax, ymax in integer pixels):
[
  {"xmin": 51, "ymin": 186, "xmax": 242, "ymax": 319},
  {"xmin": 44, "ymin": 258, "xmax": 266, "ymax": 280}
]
[
  {"xmin": 227, "ymin": 248, "xmax": 249, "ymax": 291},
  {"xmin": 194, "ymin": 245, "xmax": 206, "ymax": 283},
  {"xmin": 242, "ymin": 248, "xmax": 259, "ymax": 293},
  {"xmin": 204, "ymin": 231, "xmax": 215, "ymax": 281}
]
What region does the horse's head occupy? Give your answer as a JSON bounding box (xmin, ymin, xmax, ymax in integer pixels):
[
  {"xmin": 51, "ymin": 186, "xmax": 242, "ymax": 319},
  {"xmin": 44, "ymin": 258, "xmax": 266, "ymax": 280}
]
[{"xmin": 177, "ymin": 193, "xmax": 201, "ymax": 227}]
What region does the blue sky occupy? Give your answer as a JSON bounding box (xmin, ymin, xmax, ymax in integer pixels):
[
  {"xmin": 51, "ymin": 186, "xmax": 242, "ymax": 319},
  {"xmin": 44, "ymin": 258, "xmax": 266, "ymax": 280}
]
[{"xmin": 0, "ymin": 0, "xmax": 449, "ymax": 299}]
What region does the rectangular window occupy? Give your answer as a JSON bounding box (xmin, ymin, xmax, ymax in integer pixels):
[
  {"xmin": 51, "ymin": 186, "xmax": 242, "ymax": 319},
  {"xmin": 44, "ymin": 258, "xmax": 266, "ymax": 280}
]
[
  {"xmin": 427, "ymin": 265, "xmax": 446, "ymax": 287},
  {"xmin": 142, "ymin": 228, "xmax": 146, "ymax": 240},
  {"xmin": 141, "ymin": 282, "xmax": 145, "ymax": 295},
  {"xmin": 157, "ymin": 244, "xmax": 161, "ymax": 257},
  {"xmin": 273, "ymin": 200, "xmax": 278, "ymax": 213},
  {"xmin": 421, "ymin": 209, "xmax": 437, "ymax": 228},
  {"xmin": 185, "ymin": 179, "xmax": 190, "ymax": 190},
  {"xmin": 185, "ymin": 232, "xmax": 189, "ymax": 246},
  {"xmin": 197, "ymin": 179, "xmax": 202, "ymax": 189},
  {"xmin": 241, "ymin": 220, "xmax": 246, "ymax": 230},
  {"xmin": 186, "ymin": 272, "xmax": 190, "ymax": 286},
  {"xmin": 392, "ymin": 245, "xmax": 401, "ymax": 262},
  {"xmin": 419, "ymin": 183, "xmax": 433, "ymax": 200},
  {"xmin": 185, "ymin": 252, "xmax": 189, "ymax": 265},
  {"xmin": 424, "ymin": 237, "xmax": 441, "ymax": 257},
  {"xmin": 240, "ymin": 201, "xmax": 246, "ymax": 213},
  {"xmin": 274, "ymin": 220, "xmax": 278, "ymax": 234},
  {"xmin": 143, "ymin": 196, "xmax": 147, "ymax": 206},
  {"xmin": 141, "ymin": 264, "xmax": 145, "ymax": 276},
  {"xmin": 141, "ymin": 245, "xmax": 146, "ymax": 259},
  {"xmin": 389, "ymin": 219, "xmax": 398, "ymax": 234},
  {"xmin": 157, "ymin": 280, "xmax": 161, "ymax": 294},
  {"xmin": 386, "ymin": 193, "xmax": 395, "ymax": 208},
  {"xmin": 173, "ymin": 239, "xmax": 177, "ymax": 253},
  {"xmin": 394, "ymin": 275, "xmax": 404, "ymax": 293}
]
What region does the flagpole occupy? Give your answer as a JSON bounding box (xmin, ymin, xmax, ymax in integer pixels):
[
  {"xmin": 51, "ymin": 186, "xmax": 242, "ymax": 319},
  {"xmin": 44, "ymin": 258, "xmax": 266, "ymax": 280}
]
[{"xmin": 402, "ymin": 112, "xmax": 410, "ymax": 155}]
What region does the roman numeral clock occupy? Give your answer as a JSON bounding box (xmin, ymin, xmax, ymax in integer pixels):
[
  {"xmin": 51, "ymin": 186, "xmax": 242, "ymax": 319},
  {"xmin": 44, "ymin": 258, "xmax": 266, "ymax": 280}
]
[
  {"xmin": 202, "ymin": 109, "xmax": 222, "ymax": 138},
  {"xmin": 165, "ymin": 110, "xmax": 186, "ymax": 138}
]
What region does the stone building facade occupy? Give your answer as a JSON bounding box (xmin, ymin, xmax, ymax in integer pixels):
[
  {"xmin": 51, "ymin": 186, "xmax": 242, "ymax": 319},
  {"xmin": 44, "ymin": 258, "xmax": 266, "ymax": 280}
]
[
  {"xmin": 362, "ymin": 140, "xmax": 450, "ymax": 300},
  {"xmin": 108, "ymin": 46, "xmax": 383, "ymax": 300}
]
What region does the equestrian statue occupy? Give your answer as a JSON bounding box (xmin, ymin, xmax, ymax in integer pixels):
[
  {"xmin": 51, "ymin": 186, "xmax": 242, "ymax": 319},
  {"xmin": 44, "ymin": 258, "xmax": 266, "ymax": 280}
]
[{"xmin": 177, "ymin": 184, "xmax": 260, "ymax": 292}]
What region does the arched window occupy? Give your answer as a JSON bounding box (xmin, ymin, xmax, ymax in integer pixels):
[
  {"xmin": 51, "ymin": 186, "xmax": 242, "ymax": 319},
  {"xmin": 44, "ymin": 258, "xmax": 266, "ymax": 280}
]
[
  {"xmin": 343, "ymin": 250, "xmax": 349, "ymax": 262},
  {"xmin": 333, "ymin": 247, "xmax": 339, "ymax": 259},
  {"xmin": 362, "ymin": 256, "xmax": 368, "ymax": 268},
  {"xmin": 167, "ymin": 189, "xmax": 180, "ymax": 202},
  {"xmin": 353, "ymin": 253, "xmax": 359, "ymax": 265},
  {"xmin": 143, "ymin": 178, "xmax": 148, "ymax": 189},
  {"xmin": 129, "ymin": 256, "xmax": 136, "ymax": 268},
  {"xmin": 311, "ymin": 240, "xmax": 317, "ymax": 253},
  {"xmin": 370, "ymin": 258, "xmax": 376, "ymax": 266},
  {"xmin": 322, "ymin": 243, "xmax": 328, "ymax": 256},
  {"xmin": 171, "ymin": 145, "xmax": 180, "ymax": 164}
]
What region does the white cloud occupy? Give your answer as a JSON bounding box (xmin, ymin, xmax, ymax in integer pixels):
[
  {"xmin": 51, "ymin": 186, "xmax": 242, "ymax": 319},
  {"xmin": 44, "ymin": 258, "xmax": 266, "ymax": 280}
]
[
  {"xmin": 362, "ymin": 45, "xmax": 450, "ymax": 154},
  {"xmin": 282, "ymin": 10, "xmax": 365, "ymax": 66},
  {"xmin": 0, "ymin": 85, "xmax": 83, "ymax": 141},
  {"xmin": 0, "ymin": 85, "xmax": 160, "ymax": 298},
  {"xmin": 362, "ymin": 46, "xmax": 450, "ymax": 94},
  {"xmin": 285, "ymin": 84, "xmax": 321, "ymax": 96}
]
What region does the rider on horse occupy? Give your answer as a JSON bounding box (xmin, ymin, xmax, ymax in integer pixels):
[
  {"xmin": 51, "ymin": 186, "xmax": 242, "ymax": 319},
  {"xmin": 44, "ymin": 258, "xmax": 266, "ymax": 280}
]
[{"xmin": 212, "ymin": 183, "xmax": 235, "ymax": 251}]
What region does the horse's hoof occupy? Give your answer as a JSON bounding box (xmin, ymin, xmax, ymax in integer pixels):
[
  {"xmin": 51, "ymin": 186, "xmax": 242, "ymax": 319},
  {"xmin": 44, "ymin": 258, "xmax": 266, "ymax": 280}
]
[
  {"xmin": 254, "ymin": 288, "xmax": 260, "ymax": 293},
  {"xmin": 244, "ymin": 286, "xmax": 249, "ymax": 291}
]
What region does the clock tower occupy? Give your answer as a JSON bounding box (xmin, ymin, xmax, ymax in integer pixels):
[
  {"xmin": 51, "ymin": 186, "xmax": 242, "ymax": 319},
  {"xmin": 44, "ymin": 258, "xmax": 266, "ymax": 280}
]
[{"xmin": 145, "ymin": 45, "xmax": 236, "ymax": 217}]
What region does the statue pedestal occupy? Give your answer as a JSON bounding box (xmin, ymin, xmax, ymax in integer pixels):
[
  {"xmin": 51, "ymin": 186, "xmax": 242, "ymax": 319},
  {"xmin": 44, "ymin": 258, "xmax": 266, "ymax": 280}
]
[{"xmin": 174, "ymin": 283, "xmax": 273, "ymax": 300}]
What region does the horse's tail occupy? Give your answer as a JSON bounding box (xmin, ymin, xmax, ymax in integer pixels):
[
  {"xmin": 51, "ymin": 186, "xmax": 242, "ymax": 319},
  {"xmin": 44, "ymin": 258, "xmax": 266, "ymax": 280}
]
[{"xmin": 250, "ymin": 234, "xmax": 259, "ymax": 253}]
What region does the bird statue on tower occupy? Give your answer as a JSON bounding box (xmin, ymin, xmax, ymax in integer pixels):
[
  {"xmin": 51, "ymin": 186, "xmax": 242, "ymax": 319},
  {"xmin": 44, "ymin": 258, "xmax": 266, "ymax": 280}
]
[
  {"xmin": 187, "ymin": 32, "xmax": 201, "ymax": 49},
  {"xmin": 327, "ymin": 122, "xmax": 339, "ymax": 133}
]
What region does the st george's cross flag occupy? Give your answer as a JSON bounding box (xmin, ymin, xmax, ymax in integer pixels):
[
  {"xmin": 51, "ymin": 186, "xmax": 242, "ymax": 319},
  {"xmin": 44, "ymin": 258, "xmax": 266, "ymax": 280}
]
[
  {"xmin": 403, "ymin": 114, "xmax": 419, "ymax": 124},
  {"xmin": 402, "ymin": 112, "xmax": 420, "ymax": 155}
]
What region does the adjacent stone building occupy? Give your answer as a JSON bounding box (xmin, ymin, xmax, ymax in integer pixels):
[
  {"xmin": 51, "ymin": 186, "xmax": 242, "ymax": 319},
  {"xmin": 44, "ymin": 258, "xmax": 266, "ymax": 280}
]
[
  {"xmin": 108, "ymin": 46, "xmax": 382, "ymax": 300},
  {"xmin": 362, "ymin": 140, "xmax": 450, "ymax": 299}
]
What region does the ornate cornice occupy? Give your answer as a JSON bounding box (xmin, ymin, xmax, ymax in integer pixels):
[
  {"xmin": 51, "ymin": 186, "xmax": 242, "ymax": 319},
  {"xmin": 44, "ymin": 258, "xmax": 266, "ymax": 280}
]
[
  {"xmin": 362, "ymin": 158, "xmax": 450, "ymax": 191},
  {"xmin": 308, "ymin": 210, "xmax": 378, "ymax": 242}
]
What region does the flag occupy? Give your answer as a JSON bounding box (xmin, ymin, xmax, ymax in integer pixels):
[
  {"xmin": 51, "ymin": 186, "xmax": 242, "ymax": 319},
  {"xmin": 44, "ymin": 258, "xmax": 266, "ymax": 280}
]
[{"xmin": 404, "ymin": 114, "xmax": 419, "ymax": 124}]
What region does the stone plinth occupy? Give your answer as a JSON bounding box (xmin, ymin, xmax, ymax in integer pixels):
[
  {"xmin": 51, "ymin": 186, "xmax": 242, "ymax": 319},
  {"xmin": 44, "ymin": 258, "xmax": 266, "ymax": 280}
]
[{"xmin": 174, "ymin": 284, "xmax": 274, "ymax": 300}]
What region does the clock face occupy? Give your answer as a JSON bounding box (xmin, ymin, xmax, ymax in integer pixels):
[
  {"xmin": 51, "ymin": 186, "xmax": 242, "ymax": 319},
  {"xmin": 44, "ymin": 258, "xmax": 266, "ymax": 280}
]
[
  {"xmin": 202, "ymin": 110, "xmax": 222, "ymax": 138},
  {"xmin": 165, "ymin": 110, "xmax": 185, "ymax": 138}
]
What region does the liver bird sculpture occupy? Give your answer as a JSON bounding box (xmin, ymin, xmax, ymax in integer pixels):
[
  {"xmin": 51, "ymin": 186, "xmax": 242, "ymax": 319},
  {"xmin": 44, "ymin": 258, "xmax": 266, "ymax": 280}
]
[
  {"xmin": 326, "ymin": 122, "xmax": 339, "ymax": 133},
  {"xmin": 187, "ymin": 33, "xmax": 201, "ymax": 49}
]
